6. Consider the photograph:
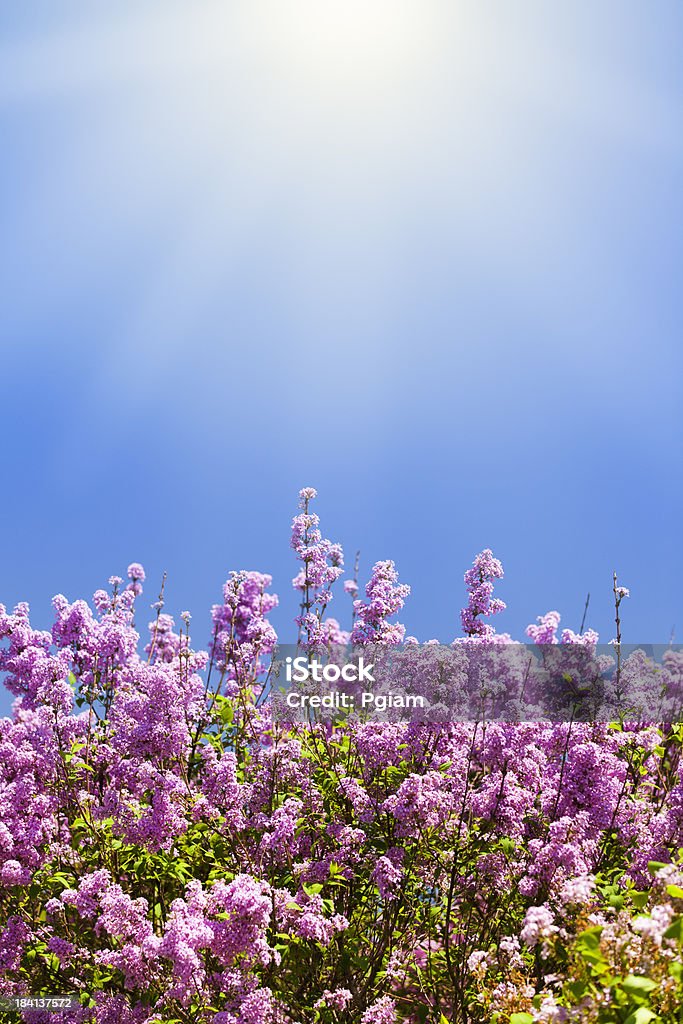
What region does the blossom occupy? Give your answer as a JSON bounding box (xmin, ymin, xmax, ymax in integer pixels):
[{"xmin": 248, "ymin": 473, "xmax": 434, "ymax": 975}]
[
  {"xmin": 520, "ymin": 905, "xmax": 558, "ymax": 949},
  {"xmin": 315, "ymin": 988, "xmax": 353, "ymax": 1011},
  {"xmin": 207, "ymin": 874, "xmax": 273, "ymax": 966},
  {"xmin": 291, "ymin": 488, "xmax": 344, "ymax": 649},
  {"xmin": 237, "ymin": 988, "xmax": 276, "ymax": 1024},
  {"xmin": 0, "ymin": 916, "xmax": 31, "ymax": 973},
  {"xmin": 371, "ymin": 855, "xmax": 403, "ymax": 898},
  {"xmin": 558, "ymin": 873, "xmax": 595, "ymax": 905},
  {"xmin": 0, "ymin": 860, "xmax": 25, "ymax": 886},
  {"xmin": 460, "ymin": 548, "xmax": 506, "ymax": 638},
  {"xmin": 351, "ymin": 560, "xmax": 410, "ymax": 646},
  {"xmin": 210, "ymin": 570, "xmax": 278, "ymax": 674},
  {"xmin": 126, "ymin": 563, "xmax": 146, "ymax": 597},
  {"xmin": 632, "ymin": 903, "xmax": 674, "ymax": 946},
  {"xmin": 47, "ymin": 936, "xmax": 75, "ymax": 967},
  {"xmin": 158, "ymin": 880, "xmax": 213, "ymax": 1003},
  {"xmin": 561, "ymin": 627, "xmax": 600, "ymax": 646},
  {"xmin": 360, "ymin": 996, "xmax": 397, "ymax": 1024},
  {"xmin": 467, "ymin": 949, "xmax": 490, "ymax": 978},
  {"xmin": 0, "ymin": 486, "xmax": 682, "ymax": 1022},
  {"xmin": 527, "ymin": 611, "xmax": 561, "ymax": 645}
]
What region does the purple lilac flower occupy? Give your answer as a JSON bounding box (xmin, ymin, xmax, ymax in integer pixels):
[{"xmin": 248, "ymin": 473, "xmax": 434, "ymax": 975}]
[
  {"xmin": 520, "ymin": 905, "xmax": 558, "ymax": 949},
  {"xmin": 351, "ymin": 561, "xmax": 410, "ymax": 647},
  {"xmin": 526, "ymin": 611, "xmax": 561, "ymax": 644},
  {"xmin": 2, "ymin": 487, "xmax": 683, "ymax": 1023},
  {"xmin": 460, "ymin": 548, "xmax": 506, "ymax": 638},
  {"xmin": 291, "ymin": 488, "xmax": 344, "ymax": 649},
  {"xmin": 360, "ymin": 995, "xmax": 397, "ymax": 1024},
  {"xmin": 126, "ymin": 563, "xmax": 146, "ymax": 597},
  {"xmin": 210, "ymin": 570, "xmax": 278, "ymax": 676},
  {"xmin": 314, "ymin": 988, "xmax": 353, "ymax": 1011}
]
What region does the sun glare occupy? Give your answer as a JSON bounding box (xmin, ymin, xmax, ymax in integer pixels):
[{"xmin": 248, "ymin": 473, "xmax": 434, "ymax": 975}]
[{"xmin": 237, "ymin": 0, "xmax": 438, "ymax": 97}]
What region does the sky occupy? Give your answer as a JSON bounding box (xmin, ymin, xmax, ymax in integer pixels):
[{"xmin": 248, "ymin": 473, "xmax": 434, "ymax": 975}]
[{"xmin": 1, "ymin": 2, "xmax": 682, "ymax": 715}]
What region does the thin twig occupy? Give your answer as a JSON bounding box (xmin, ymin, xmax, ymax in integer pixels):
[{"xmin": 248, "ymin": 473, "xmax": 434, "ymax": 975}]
[{"xmin": 579, "ymin": 592, "xmax": 590, "ymax": 634}]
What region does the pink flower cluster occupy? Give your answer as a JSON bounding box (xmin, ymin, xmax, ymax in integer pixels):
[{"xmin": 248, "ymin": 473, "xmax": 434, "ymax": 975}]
[{"xmin": 1, "ymin": 489, "xmax": 682, "ymax": 1023}]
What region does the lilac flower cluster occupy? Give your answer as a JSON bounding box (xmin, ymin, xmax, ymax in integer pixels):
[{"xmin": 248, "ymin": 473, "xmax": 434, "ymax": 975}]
[
  {"xmin": 351, "ymin": 560, "xmax": 410, "ymax": 646},
  {"xmin": 527, "ymin": 609, "xmax": 600, "ymax": 648},
  {"xmin": 460, "ymin": 548, "xmax": 507, "ymax": 638},
  {"xmin": 210, "ymin": 571, "xmax": 278, "ymax": 678},
  {"xmin": 1, "ymin": 489, "xmax": 682, "ymax": 1023},
  {"xmin": 291, "ymin": 488, "xmax": 346, "ymax": 650}
]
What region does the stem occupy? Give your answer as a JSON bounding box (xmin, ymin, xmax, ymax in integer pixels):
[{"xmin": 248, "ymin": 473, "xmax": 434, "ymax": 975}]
[{"xmin": 613, "ymin": 571, "xmax": 623, "ymax": 705}]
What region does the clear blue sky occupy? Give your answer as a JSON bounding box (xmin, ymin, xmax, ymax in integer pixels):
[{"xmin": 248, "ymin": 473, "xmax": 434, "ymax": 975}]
[{"xmin": 1, "ymin": 2, "xmax": 682, "ymax": 715}]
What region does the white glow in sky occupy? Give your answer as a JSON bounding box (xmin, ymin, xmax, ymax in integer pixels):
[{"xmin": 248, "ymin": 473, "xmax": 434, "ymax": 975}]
[
  {"xmin": 0, "ymin": 1, "xmax": 681, "ymax": 408},
  {"xmin": 0, "ymin": 2, "xmax": 681, "ymax": 654}
]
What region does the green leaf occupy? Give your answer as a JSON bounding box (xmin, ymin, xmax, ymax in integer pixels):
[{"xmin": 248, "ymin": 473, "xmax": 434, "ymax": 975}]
[
  {"xmin": 669, "ymin": 960, "xmax": 683, "ymax": 980},
  {"xmin": 624, "ymin": 1009, "xmax": 658, "ymax": 1024},
  {"xmin": 567, "ymin": 980, "xmax": 586, "ymax": 999},
  {"xmin": 621, "ymin": 975, "xmax": 657, "ymax": 995},
  {"xmin": 510, "ymin": 1015, "xmax": 534, "ymax": 1024},
  {"xmin": 647, "ymin": 861, "xmax": 669, "ymax": 875},
  {"xmin": 575, "ymin": 926, "xmax": 605, "ymax": 965},
  {"xmin": 663, "ymin": 915, "xmax": 683, "ymax": 940},
  {"xmin": 666, "ymin": 884, "xmax": 683, "ymax": 899}
]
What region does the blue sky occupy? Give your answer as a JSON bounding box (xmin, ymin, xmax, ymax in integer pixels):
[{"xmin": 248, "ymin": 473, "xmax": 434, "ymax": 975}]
[{"xmin": 1, "ymin": 2, "xmax": 682, "ymax": 715}]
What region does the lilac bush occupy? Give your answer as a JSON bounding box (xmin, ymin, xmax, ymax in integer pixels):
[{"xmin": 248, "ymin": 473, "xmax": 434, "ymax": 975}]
[{"xmin": 0, "ymin": 489, "xmax": 682, "ymax": 1023}]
